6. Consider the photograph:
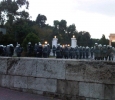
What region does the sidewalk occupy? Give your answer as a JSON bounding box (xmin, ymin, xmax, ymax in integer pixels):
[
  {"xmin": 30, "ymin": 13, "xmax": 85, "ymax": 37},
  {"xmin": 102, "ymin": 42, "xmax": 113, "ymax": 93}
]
[{"xmin": 0, "ymin": 87, "xmax": 59, "ymax": 100}]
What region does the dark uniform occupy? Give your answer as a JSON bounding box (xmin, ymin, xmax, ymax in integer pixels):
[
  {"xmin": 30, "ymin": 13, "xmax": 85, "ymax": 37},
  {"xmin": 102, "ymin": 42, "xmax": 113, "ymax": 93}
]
[
  {"xmin": 56, "ymin": 45, "xmax": 62, "ymax": 58},
  {"xmin": 42, "ymin": 45, "xmax": 48, "ymax": 58},
  {"xmin": 52, "ymin": 45, "xmax": 56, "ymax": 57},
  {"xmin": 15, "ymin": 44, "xmax": 23, "ymax": 57},
  {"xmin": 37, "ymin": 44, "xmax": 43, "ymax": 58}
]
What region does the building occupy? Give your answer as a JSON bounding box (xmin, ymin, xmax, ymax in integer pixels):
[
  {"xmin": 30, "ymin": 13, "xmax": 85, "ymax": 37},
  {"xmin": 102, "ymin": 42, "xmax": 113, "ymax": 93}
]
[{"xmin": 109, "ymin": 33, "xmax": 115, "ymax": 46}]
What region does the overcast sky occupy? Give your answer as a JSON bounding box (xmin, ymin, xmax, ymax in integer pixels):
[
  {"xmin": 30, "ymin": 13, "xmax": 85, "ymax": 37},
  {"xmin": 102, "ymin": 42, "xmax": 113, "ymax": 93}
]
[{"xmin": 27, "ymin": 0, "xmax": 115, "ymax": 39}]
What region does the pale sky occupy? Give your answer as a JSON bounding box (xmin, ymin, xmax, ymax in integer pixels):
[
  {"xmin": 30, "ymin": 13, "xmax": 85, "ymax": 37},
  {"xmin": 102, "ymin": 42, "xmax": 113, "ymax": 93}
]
[{"xmin": 27, "ymin": 0, "xmax": 115, "ymax": 39}]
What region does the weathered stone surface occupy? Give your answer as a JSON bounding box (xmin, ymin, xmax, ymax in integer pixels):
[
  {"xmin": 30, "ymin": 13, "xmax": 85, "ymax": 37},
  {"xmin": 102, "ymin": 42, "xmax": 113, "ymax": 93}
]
[
  {"xmin": 36, "ymin": 59, "xmax": 65, "ymax": 79},
  {"xmin": 79, "ymin": 82, "xmax": 104, "ymax": 99},
  {"xmin": 104, "ymin": 84, "xmax": 115, "ymax": 100},
  {"xmin": 27, "ymin": 77, "xmax": 57, "ymax": 92},
  {"xmin": 8, "ymin": 58, "xmax": 37, "ymax": 77},
  {"xmin": 1, "ymin": 57, "xmax": 115, "ymax": 100},
  {"xmin": 8, "ymin": 58, "xmax": 66, "ymax": 79},
  {"xmin": 14, "ymin": 76, "xmax": 27, "ymax": 89},
  {"xmin": 65, "ymin": 60, "xmax": 115, "ymax": 84},
  {"xmin": 1, "ymin": 75, "xmax": 14, "ymax": 88},
  {"xmin": 57, "ymin": 80, "xmax": 79, "ymax": 95},
  {"xmin": 0, "ymin": 58, "xmax": 8, "ymax": 74}
]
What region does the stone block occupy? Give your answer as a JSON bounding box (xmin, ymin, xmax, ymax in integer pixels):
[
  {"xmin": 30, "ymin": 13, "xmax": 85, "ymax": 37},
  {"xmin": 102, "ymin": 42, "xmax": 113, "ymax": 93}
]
[
  {"xmin": 36, "ymin": 59, "xmax": 65, "ymax": 79},
  {"xmin": 1, "ymin": 75, "xmax": 14, "ymax": 88},
  {"xmin": 104, "ymin": 84, "xmax": 115, "ymax": 100},
  {"xmin": 65, "ymin": 61, "xmax": 115, "ymax": 84},
  {"xmin": 8, "ymin": 58, "xmax": 37, "ymax": 77},
  {"xmin": 0, "ymin": 58, "xmax": 8, "ymax": 74},
  {"xmin": 57, "ymin": 80, "xmax": 79, "ymax": 95},
  {"xmin": 8, "ymin": 58, "xmax": 66, "ymax": 79},
  {"xmin": 14, "ymin": 76, "xmax": 27, "ymax": 89},
  {"xmin": 79, "ymin": 82, "xmax": 104, "ymax": 99},
  {"xmin": 27, "ymin": 77, "xmax": 57, "ymax": 92}
]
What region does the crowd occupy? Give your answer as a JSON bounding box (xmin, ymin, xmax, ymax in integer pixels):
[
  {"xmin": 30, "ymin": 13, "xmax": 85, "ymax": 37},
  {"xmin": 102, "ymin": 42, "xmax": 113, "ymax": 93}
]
[{"xmin": 0, "ymin": 42, "xmax": 115, "ymax": 61}]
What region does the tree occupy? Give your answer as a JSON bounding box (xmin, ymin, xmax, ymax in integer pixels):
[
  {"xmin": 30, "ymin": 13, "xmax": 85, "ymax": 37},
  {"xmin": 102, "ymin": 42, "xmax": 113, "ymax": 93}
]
[
  {"xmin": 0, "ymin": 33, "xmax": 15, "ymax": 45},
  {"xmin": 22, "ymin": 33, "xmax": 39, "ymax": 50},
  {"xmin": 98, "ymin": 34, "xmax": 109, "ymax": 45},
  {"xmin": 36, "ymin": 14, "xmax": 47, "ymax": 27},
  {"xmin": 77, "ymin": 31, "xmax": 91, "ymax": 46},
  {"xmin": 0, "ymin": 0, "xmax": 29, "ymax": 26},
  {"xmin": 11, "ymin": 18, "xmax": 34, "ymax": 44},
  {"xmin": 59, "ymin": 20, "xmax": 67, "ymax": 33}
]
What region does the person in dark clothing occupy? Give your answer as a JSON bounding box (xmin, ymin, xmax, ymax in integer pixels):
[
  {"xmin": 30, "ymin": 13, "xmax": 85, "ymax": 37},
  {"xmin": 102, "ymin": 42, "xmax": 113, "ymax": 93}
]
[
  {"xmin": 56, "ymin": 44, "xmax": 62, "ymax": 58},
  {"xmin": 27, "ymin": 42, "xmax": 33, "ymax": 57},
  {"xmin": 0, "ymin": 45, "xmax": 4, "ymax": 56},
  {"xmin": 63, "ymin": 45, "xmax": 69, "ymax": 59},
  {"xmin": 15, "ymin": 44, "xmax": 23, "ymax": 57},
  {"xmin": 37, "ymin": 44, "xmax": 43, "ymax": 58},
  {"xmin": 9, "ymin": 44, "xmax": 14, "ymax": 57},
  {"xmin": 42, "ymin": 45, "xmax": 48, "ymax": 58},
  {"xmin": 52, "ymin": 45, "xmax": 56, "ymax": 57}
]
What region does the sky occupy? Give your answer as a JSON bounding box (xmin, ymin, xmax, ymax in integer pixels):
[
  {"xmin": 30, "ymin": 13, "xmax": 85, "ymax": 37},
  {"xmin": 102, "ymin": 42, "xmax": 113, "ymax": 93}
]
[{"xmin": 27, "ymin": 0, "xmax": 115, "ymax": 39}]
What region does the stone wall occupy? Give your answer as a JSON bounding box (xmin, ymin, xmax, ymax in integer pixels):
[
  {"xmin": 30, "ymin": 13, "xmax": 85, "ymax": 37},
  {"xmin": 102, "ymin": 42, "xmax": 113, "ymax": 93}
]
[{"xmin": 0, "ymin": 57, "xmax": 115, "ymax": 100}]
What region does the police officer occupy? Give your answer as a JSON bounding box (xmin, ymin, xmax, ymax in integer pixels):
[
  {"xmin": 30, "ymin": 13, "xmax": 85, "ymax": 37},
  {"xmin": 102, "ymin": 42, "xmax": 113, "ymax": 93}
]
[
  {"xmin": 0, "ymin": 45, "xmax": 4, "ymax": 56},
  {"xmin": 107, "ymin": 45, "xmax": 113, "ymax": 61},
  {"xmin": 102, "ymin": 45, "xmax": 108, "ymax": 60},
  {"xmin": 15, "ymin": 44, "xmax": 23, "ymax": 57},
  {"xmin": 9, "ymin": 44, "xmax": 14, "ymax": 57},
  {"xmin": 94, "ymin": 43, "xmax": 100, "ymax": 60},
  {"xmin": 34, "ymin": 43, "xmax": 38, "ymax": 57},
  {"xmin": 85, "ymin": 46, "xmax": 89, "ymax": 59},
  {"xmin": 82, "ymin": 46, "xmax": 85, "ymax": 59},
  {"xmin": 63, "ymin": 45, "xmax": 69, "ymax": 59},
  {"xmin": 42, "ymin": 45, "xmax": 48, "ymax": 58},
  {"xmin": 47, "ymin": 44, "xmax": 51, "ymax": 57},
  {"xmin": 79, "ymin": 46, "xmax": 83, "ymax": 59},
  {"xmin": 52, "ymin": 45, "xmax": 56, "ymax": 57},
  {"xmin": 56, "ymin": 44, "xmax": 61, "ymax": 58},
  {"xmin": 37, "ymin": 43, "xmax": 43, "ymax": 58},
  {"xmin": 27, "ymin": 42, "xmax": 33, "ymax": 57},
  {"xmin": 90, "ymin": 47, "xmax": 94, "ymax": 59},
  {"xmin": 74, "ymin": 45, "xmax": 79, "ymax": 59},
  {"xmin": 69, "ymin": 46, "xmax": 74, "ymax": 59}
]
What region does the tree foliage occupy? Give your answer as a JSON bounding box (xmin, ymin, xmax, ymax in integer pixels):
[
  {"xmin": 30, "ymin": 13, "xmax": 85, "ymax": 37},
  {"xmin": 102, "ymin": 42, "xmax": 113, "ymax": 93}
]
[
  {"xmin": 36, "ymin": 14, "xmax": 47, "ymax": 27},
  {"xmin": 0, "ymin": 0, "xmax": 109, "ymax": 48},
  {"xmin": 22, "ymin": 33, "xmax": 39, "ymax": 50},
  {"xmin": 98, "ymin": 34, "xmax": 109, "ymax": 45},
  {"xmin": 0, "ymin": 0, "xmax": 29, "ymax": 26}
]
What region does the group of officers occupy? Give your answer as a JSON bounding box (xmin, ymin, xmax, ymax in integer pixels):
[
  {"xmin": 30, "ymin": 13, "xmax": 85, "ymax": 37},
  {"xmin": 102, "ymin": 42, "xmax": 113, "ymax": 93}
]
[
  {"xmin": 0, "ymin": 42, "xmax": 115, "ymax": 61},
  {"xmin": 53, "ymin": 43, "xmax": 115, "ymax": 61},
  {"xmin": 0, "ymin": 44, "xmax": 23, "ymax": 57}
]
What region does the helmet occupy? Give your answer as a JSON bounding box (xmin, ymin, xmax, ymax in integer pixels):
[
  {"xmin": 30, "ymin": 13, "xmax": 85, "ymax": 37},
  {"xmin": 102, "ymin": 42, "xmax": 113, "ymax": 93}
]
[{"xmin": 28, "ymin": 42, "xmax": 31, "ymax": 44}]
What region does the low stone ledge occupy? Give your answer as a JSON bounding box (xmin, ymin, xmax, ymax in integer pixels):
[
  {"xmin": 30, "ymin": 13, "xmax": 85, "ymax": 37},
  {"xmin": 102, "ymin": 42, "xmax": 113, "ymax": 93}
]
[{"xmin": 65, "ymin": 61, "xmax": 115, "ymax": 84}]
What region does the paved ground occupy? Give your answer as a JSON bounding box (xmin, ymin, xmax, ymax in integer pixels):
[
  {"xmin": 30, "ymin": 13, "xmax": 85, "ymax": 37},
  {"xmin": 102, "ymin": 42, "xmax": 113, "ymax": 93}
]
[{"xmin": 0, "ymin": 87, "xmax": 59, "ymax": 100}]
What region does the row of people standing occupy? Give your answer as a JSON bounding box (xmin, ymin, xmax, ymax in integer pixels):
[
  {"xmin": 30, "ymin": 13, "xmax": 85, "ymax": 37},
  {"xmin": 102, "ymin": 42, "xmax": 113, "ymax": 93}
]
[
  {"xmin": 53, "ymin": 44, "xmax": 115, "ymax": 61},
  {"xmin": 93, "ymin": 43, "xmax": 115, "ymax": 61},
  {"xmin": 27, "ymin": 42, "xmax": 51, "ymax": 58},
  {"xmin": 53, "ymin": 44, "xmax": 91, "ymax": 59},
  {"xmin": 0, "ymin": 44, "xmax": 14, "ymax": 57}
]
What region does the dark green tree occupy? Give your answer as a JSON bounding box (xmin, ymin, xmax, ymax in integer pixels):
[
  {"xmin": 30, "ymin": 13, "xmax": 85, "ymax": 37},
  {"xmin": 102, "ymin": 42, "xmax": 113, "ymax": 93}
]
[
  {"xmin": 36, "ymin": 14, "xmax": 47, "ymax": 27},
  {"xmin": 0, "ymin": 33, "xmax": 15, "ymax": 45},
  {"xmin": 77, "ymin": 31, "xmax": 91, "ymax": 46},
  {"xmin": 98, "ymin": 34, "xmax": 109, "ymax": 45},
  {"xmin": 0, "ymin": 0, "xmax": 29, "ymax": 26},
  {"xmin": 22, "ymin": 33, "xmax": 39, "ymax": 50}
]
